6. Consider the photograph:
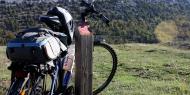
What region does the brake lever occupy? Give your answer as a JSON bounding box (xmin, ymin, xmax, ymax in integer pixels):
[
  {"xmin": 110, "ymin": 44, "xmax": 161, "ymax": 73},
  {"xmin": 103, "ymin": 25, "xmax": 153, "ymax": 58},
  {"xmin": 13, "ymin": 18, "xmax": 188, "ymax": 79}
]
[
  {"xmin": 102, "ymin": 15, "xmax": 110, "ymax": 26},
  {"xmin": 98, "ymin": 14, "xmax": 110, "ymax": 26}
]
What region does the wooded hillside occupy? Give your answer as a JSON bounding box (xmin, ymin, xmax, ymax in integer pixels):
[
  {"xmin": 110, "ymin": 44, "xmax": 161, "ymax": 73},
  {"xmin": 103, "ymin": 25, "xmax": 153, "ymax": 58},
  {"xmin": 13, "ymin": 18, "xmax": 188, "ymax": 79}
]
[{"xmin": 0, "ymin": 0, "xmax": 190, "ymax": 44}]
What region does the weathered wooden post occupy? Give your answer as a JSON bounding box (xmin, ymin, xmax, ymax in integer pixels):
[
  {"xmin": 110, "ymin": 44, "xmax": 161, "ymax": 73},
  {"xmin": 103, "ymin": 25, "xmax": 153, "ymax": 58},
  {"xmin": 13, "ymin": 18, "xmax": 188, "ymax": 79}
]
[{"xmin": 75, "ymin": 23, "xmax": 93, "ymax": 95}]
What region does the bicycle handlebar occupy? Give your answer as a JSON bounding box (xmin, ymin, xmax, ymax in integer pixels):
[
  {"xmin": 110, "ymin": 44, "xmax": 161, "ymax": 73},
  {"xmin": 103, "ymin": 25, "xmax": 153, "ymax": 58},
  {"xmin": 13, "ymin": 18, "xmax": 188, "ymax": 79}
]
[{"xmin": 80, "ymin": 0, "xmax": 110, "ymax": 25}]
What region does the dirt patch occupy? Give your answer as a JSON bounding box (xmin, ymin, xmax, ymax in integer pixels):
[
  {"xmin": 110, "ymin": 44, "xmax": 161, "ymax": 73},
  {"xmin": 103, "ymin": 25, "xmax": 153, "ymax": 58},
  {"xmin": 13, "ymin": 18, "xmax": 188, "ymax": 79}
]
[{"xmin": 125, "ymin": 67, "xmax": 161, "ymax": 79}]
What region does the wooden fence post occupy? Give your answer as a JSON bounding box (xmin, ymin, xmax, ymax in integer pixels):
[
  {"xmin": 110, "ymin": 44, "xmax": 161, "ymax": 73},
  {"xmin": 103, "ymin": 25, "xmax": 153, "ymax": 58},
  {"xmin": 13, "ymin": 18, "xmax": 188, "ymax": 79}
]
[{"xmin": 75, "ymin": 24, "xmax": 93, "ymax": 95}]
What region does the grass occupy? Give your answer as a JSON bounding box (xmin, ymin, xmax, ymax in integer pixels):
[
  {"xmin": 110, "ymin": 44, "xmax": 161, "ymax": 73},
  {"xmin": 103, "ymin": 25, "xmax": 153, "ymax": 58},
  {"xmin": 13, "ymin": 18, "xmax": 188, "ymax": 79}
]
[
  {"xmin": 0, "ymin": 46, "xmax": 11, "ymax": 94},
  {"xmin": 1, "ymin": 44, "xmax": 190, "ymax": 95},
  {"xmin": 100, "ymin": 43, "xmax": 190, "ymax": 95}
]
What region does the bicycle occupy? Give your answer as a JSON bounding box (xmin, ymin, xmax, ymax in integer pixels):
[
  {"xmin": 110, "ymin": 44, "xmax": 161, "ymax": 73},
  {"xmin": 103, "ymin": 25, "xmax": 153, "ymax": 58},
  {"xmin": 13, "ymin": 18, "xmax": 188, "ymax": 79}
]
[{"xmin": 6, "ymin": 1, "xmax": 118, "ymax": 95}]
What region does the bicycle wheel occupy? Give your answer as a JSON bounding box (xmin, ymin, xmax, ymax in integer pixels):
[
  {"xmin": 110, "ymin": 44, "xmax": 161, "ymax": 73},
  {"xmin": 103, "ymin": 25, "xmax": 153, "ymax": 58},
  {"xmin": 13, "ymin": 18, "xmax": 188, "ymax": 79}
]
[
  {"xmin": 6, "ymin": 78, "xmax": 25, "ymax": 95},
  {"xmin": 93, "ymin": 42, "xmax": 118, "ymax": 95},
  {"xmin": 7, "ymin": 77, "xmax": 32, "ymax": 95},
  {"xmin": 6, "ymin": 72, "xmax": 44, "ymax": 95}
]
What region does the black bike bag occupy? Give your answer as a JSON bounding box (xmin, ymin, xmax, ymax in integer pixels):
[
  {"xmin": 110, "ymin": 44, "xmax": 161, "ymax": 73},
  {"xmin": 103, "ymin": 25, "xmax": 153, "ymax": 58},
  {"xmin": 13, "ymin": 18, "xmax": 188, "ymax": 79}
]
[{"xmin": 6, "ymin": 28, "xmax": 67, "ymax": 63}]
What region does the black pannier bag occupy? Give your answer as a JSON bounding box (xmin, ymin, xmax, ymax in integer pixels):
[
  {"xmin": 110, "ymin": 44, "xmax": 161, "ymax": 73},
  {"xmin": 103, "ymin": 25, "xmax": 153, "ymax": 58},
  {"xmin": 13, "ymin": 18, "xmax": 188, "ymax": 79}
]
[{"xmin": 6, "ymin": 28, "xmax": 67, "ymax": 63}]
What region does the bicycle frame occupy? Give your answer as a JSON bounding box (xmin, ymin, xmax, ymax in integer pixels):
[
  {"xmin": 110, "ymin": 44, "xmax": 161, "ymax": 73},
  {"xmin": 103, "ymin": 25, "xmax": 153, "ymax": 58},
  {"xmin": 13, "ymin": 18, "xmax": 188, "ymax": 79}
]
[
  {"xmin": 48, "ymin": 57, "xmax": 72, "ymax": 95},
  {"xmin": 39, "ymin": 3, "xmax": 108, "ymax": 94}
]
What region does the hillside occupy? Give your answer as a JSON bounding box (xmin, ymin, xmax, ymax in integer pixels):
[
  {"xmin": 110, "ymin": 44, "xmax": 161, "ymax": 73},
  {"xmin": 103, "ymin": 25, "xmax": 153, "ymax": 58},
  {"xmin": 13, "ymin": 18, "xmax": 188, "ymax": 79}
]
[{"xmin": 0, "ymin": 0, "xmax": 190, "ymax": 44}]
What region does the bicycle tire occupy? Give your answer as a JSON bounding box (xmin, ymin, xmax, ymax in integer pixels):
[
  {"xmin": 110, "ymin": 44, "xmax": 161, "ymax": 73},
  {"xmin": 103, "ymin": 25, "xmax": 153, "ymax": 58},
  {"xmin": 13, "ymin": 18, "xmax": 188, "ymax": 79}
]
[
  {"xmin": 93, "ymin": 42, "xmax": 118, "ymax": 95},
  {"xmin": 7, "ymin": 72, "xmax": 44, "ymax": 95}
]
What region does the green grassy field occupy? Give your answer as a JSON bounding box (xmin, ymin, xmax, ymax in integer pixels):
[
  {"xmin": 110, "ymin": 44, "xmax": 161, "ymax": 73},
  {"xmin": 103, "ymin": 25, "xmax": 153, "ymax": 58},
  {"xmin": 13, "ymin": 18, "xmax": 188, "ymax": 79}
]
[
  {"xmin": 101, "ymin": 44, "xmax": 190, "ymax": 95},
  {"xmin": 1, "ymin": 44, "xmax": 190, "ymax": 95}
]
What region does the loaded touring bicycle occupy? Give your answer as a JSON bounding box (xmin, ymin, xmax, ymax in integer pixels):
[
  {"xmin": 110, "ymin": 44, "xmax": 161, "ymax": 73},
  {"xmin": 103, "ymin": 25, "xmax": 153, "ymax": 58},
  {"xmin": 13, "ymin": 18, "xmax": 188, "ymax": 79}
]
[{"xmin": 6, "ymin": 1, "xmax": 118, "ymax": 95}]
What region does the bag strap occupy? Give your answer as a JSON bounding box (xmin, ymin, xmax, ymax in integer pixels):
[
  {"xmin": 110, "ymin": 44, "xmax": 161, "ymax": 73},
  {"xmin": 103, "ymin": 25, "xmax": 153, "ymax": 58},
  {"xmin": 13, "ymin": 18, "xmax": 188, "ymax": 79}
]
[{"xmin": 16, "ymin": 28, "xmax": 53, "ymax": 38}]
